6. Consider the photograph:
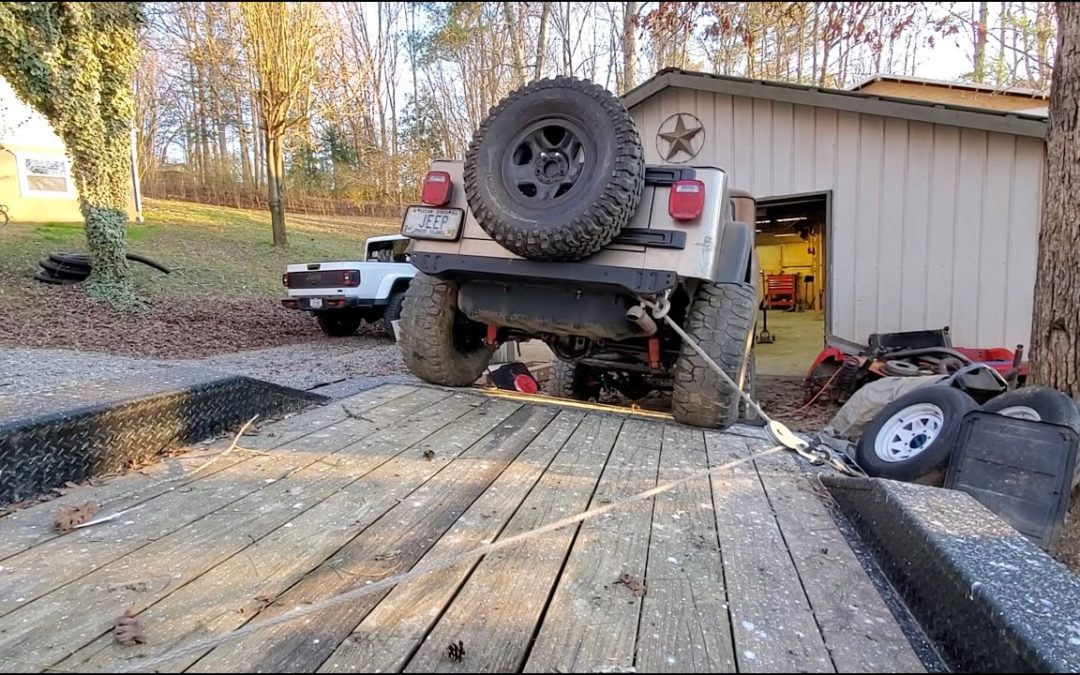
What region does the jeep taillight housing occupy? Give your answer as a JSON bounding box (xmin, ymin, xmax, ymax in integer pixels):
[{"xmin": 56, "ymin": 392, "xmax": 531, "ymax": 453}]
[
  {"xmin": 341, "ymin": 270, "xmax": 360, "ymax": 287},
  {"xmin": 669, "ymin": 180, "xmax": 705, "ymax": 221},
  {"xmin": 282, "ymin": 273, "xmax": 289, "ymax": 287},
  {"xmin": 421, "ymin": 171, "xmax": 452, "ymax": 206}
]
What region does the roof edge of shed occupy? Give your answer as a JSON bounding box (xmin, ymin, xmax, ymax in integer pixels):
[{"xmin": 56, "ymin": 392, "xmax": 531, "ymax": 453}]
[{"xmin": 622, "ymin": 69, "xmax": 1048, "ymax": 139}]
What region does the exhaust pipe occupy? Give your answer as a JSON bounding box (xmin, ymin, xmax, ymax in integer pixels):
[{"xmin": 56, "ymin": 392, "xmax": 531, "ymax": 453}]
[{"xmin": 626, "ymin": 305, "xmax": 657, "ymax": 336}]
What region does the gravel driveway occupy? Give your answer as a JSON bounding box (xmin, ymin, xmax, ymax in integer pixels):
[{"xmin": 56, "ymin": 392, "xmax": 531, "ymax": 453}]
[{"xmin": 0, "ymin": 336, "xmax": 412, "ymax": 398}]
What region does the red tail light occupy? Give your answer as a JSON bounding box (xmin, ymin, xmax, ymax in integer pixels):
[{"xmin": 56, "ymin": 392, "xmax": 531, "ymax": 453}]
[
  {"xmin": 421, "ymin": 171, "xmax": 452, "ymax": 206},
  {"xmin": 341, "ymin": 270, "xmax": 360, "ymax": 287},
  {"xmin": 282, "ymin": 273, "xmax": 289, "ymax": 287},
  {"xmin": 669, "ymin": 180, "xmax": 705, "ymax": 221}
]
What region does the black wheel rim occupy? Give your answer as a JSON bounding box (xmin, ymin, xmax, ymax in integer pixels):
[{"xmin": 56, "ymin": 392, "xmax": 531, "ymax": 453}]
[{"xmin": 501, "ymin": 118, "xmax": 589, "ymax": 205}]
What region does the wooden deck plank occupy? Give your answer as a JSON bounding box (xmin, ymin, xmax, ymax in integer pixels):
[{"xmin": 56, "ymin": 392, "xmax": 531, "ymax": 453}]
[
  {"xmin": 0, "ymin": 384, "xmax": 416, "ymax": 563},
  {"xmin": 237, "ymin": 383, "xmax": 418, "ymax": 451},
  {"xmin": 0, "ymin": 388, "xmax": 475, "ymax": 672},
  {"xmin": 0, "ymin": 387, "xmax": 445, "ymax": 620},
  {"xmin": 184, "ymin": 399, "xmax": 538, "ymax": 673},
  {"xmin": 705, "ymin": 432, "xmax": 834, "ymax": 673},
  {"xmin": 753, "ymin": 452, "xmax": 924, "ymax": 673},
  {"xmin": 522, "ymin": 417, "xmax": 662, "ymax": 674},
  {"xmin": 54, "ymin": 391, "xmax": 488, "ymax": 674},
  {"xmin": 316, "ymin": 409, "xmax": 587, "ymax": 675},
  {"xmin": 635, "ymin": 424, "xmax": 737, "ymax": 673},
  {"xmin": 399, "ymin": 413, "xmax": 624, "ymax": 674}
]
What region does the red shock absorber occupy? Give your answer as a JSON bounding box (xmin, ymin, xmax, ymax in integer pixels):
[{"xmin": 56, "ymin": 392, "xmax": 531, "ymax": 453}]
[
  {"xmin": 648, "ymin": 336, "xmax": 661, "ymax": 370},
  {"xmin": 486, "ymin": 324, "xmax": 499, "ymax": 350}
]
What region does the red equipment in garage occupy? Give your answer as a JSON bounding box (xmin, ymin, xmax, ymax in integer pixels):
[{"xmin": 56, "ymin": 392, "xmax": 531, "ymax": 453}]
[
  {"xmin": 801, "ymin": 328, "xmax": 1029, "ymax": 404},
  {"xmin": 764, "ymin": 273, "xmax": 797, "ymax": 310}
]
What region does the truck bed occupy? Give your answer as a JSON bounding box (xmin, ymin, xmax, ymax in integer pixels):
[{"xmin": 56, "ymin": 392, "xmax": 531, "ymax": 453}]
[{"xmin": 0, "ymin": 384, "xmax": 925, "ymax": 673}]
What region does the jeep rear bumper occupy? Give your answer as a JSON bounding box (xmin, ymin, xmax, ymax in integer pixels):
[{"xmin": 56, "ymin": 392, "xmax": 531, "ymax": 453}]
[{"xmin": 410, "ymin": 252, "xmax": 677, "ymax": 295}]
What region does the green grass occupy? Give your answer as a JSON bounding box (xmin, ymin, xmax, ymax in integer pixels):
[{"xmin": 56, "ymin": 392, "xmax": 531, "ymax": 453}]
[{"xmin": 0, "ymin": 198, "xmax": 400, "ymax": 298}]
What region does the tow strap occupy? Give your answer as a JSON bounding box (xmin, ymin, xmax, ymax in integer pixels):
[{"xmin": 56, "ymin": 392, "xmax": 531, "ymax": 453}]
[{"xmin": 638, "ymin": 296, "xmax": 866, "ymax": 477}]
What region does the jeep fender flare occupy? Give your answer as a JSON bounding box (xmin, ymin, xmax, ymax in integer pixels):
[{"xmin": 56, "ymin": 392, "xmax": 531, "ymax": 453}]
[
  {"xmin": 376, "ymin": 272, "xmax": 415, "ymax": 302},
  {"xmin": 713, "ymin": 221, "xmax": 754, "ymax": 284}
]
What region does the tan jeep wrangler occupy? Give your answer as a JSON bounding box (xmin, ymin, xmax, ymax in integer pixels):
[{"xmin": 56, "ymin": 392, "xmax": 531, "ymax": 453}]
[{"xmin": 398, "ymin": 77, "xmax": 759, "ymax": 429}]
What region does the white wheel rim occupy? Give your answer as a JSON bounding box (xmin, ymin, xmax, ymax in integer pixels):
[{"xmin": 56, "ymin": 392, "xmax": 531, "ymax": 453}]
[
  {"xmin": 874, "ymin": 403, "xmax": 945, "ymax": 463},
  {"xmin": 997, "ymin": 405, "xmax": 1042, "ymax": 422}
]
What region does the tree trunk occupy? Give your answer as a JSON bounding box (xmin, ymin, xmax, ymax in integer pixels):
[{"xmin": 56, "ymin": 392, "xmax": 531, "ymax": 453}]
[
  {"xmin": 974, "ymin": 1, "xmax": 990, "ymax": 83},
  {"xmin": 622, "ymin": 2, "xmax": 637, "ymax": 92},
  {"xmin": 503, "ymin": 2, "xmax": 527, "ymax": 85},
  {"xmin": 1031, "ymin": 2, "xmax": 1080, "ymax": 395},
  {"xmin": 71, "ymin": 126, "xmax": 134, "ymax": 301},
  {"xmin": 535, "ymin": 1, "xmax": 551, "ymax": 79},
  {"xmin": 251, "ymin": 90, "xmax": 263, "ymax": 191},
  {"xmin": 266, "ymin": 128, "xmax": 287, "ymax": 247},
  {"xmin": 236, "ymin": 89, "xmax": 252, "ymax": 189},
  {"xmin": 996, "ymin": 4, "xmax": 1008, "ymax": 86}
]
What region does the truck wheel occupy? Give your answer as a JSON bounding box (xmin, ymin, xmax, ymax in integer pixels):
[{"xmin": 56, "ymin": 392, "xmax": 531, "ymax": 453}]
[
  {"xmin": 316, "ymin": 312, "xmax": 362, "ymax": 337},
  {"xmin": 856, "ymin": 385, "xmax": 978, "ymax": 484},
  {"xmin": 672, "ymin": 283, "xmax": 757, "ymax": 429},
  {"xmin": 400, "ymin": 274, "xmax": 492, "ymax": 386},
  {"xmin": 381, "ymin": 292, "xmax": 405, "ymax": 337},
  {"xmin": 548, "ymin": 359, "xmax": 601, "ymax": 401},
  {"xmin": 464, "ymin": 77, "xmax": 645, "ymax": 261}
]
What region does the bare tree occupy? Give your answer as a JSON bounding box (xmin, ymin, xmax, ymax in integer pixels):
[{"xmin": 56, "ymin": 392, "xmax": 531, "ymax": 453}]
[
  {"xmin": 239, "ymin": 2, "xmax": 322, "ymax": 247},
  {"xmin": 503, "ymin": 2, "xmax": 527, "ymax": 86},
  {"xmin": 535, "ymin": 1, "xmax": 551, "ymax": 79},
  {"xmin": 622, "ymin": 2, "xmax": 637, "ymax": 91},
  {"xmin": 974, "ymin": 1, "xmax": 990, "ymax": 82}
]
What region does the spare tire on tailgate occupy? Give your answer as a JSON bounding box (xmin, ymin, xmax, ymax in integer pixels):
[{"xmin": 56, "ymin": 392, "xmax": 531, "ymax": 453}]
[{"xmin": 464, "ymin": 77, "xmax": 645, "ymax": 261}]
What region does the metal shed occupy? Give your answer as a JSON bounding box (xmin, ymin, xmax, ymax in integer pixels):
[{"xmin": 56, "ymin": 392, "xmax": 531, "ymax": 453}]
[{"xmin": 622, "ymin": 69, "xmax": 1048, "ymax": 351}]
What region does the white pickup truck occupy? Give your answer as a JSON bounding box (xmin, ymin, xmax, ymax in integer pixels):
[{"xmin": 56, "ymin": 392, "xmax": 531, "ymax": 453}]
[{"xmin": 281, "ymin": 234, "xmax": 416, "ymax": 336}]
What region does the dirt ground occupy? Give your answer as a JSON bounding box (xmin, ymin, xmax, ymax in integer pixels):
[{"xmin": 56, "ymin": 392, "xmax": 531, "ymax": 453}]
[
  {"xmin": 0, "ymin": 269, "xmax": 399, "ymax": 359},
  {"xmin": 756, "ymin": 374, "xmax": 842, "ymax": 430}
]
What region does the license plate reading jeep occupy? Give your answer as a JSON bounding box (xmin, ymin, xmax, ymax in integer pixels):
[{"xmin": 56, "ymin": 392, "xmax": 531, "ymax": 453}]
[{"xmin": 401, "ymin": 206, "xmax": 463, "ymax": 241}]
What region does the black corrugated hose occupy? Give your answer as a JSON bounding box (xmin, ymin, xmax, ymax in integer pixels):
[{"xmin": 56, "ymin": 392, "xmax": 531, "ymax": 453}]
[{"xmin": 34, "ymin": 252, "xmax": 171, "ymax": 285}]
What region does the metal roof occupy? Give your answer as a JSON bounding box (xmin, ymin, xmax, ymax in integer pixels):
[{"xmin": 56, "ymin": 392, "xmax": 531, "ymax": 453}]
[
  {"xmin": 849, "ymin": 73, "xmax": 1049, "ymax": 100},
  {"xmin": 622, "ymin": 69, "xmax": 1047, "ymax": 139}
]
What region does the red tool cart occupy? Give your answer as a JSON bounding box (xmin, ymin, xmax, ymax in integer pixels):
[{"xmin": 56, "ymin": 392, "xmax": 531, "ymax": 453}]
[{"xmin": 764, "ymin": 273, "xmax": 797, "ymax": 310}]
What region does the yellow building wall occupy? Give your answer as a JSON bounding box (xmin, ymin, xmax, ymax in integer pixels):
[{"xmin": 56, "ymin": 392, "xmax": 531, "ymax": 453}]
[
  {"xmin": 757, "ymin": 238, "xmax": 823, "ymax": 310},
  {"xmin": 1, "ymin": 147, "xmax": 139, "ymax": 223},
  {"xmin": 0, "ymin": 147, "xmax": 81, "ymax": 222}
]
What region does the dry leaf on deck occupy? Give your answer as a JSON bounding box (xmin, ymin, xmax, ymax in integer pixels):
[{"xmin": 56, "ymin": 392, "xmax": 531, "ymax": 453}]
[
  {"xmin": 254, "ymin": 593, "xmax": 275, "ymax": 609},
  {"xmin": 113, "ymin": 611, "xmax": 145, "ymax": 646},
  {"xmin": 53, "ymin": 501, "xmax": 99, "ymax": 533},
  {"xmin": 615, "ymin": 573, "xmax": 647, "ymax": 598}
]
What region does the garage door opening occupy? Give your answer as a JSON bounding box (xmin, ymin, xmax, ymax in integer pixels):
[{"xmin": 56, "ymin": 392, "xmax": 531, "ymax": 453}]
[{"xmin": 754, "ymin": 192, "xmax": 829, "ymax": 377}]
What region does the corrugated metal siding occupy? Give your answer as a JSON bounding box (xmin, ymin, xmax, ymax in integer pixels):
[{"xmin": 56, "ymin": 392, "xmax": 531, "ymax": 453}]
[{"xmin": 630, "ymin": 89, "xmax": 1045, "ymax": 348}]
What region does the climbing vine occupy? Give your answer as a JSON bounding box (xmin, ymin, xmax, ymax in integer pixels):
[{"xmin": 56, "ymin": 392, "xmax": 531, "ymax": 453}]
[{"xmin": 0, "ymin": 2, "xmax": 142, "ymax": 306}]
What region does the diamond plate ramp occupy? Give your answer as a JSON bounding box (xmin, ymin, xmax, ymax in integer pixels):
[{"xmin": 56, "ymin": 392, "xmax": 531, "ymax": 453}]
[
  {"xmin": 826, "ymin": 476, "xmax": 1080, "ymax": 672},
  {"xmin": 0, "ymin": 367, "xmax": 327, "ymax": 505}
]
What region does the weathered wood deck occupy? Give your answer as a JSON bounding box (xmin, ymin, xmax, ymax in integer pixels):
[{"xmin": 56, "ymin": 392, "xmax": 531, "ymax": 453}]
[{"xmin": 0, "ymin": 384, "xmax": 925, "ymax": 673}]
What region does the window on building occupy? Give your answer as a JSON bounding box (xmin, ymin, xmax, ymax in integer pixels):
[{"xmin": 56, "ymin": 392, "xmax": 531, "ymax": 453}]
[{"xmin": 19, "ymin": 154, "xmax": 74, "ymax": 196}]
